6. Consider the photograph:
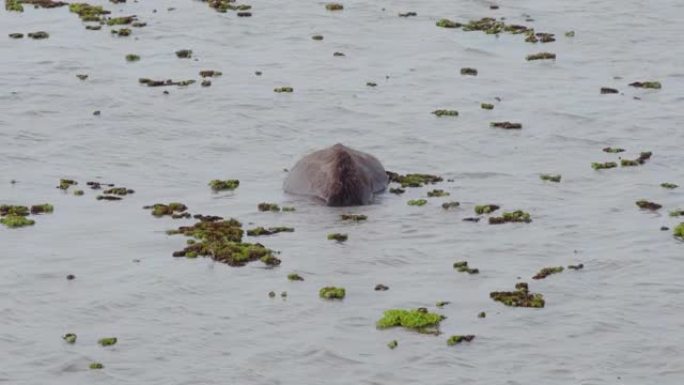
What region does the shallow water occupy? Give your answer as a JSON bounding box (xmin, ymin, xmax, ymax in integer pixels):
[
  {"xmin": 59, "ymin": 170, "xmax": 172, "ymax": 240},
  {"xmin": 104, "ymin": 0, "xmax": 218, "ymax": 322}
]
[{"xmin": 1, "ymin": 0, "xmax": 684, "ymax": 384}]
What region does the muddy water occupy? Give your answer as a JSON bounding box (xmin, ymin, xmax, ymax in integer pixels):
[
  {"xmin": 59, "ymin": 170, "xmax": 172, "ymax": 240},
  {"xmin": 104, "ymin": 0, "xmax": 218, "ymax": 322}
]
[{"xmin": 1, "ymin": 0, "xmax": 683, "ymax": 384}]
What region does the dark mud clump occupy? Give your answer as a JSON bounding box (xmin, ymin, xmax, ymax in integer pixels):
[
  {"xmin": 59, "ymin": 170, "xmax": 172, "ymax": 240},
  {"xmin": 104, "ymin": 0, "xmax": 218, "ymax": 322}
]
[
  {"xmin": 9, "ymin": 33, "xmax": 24, "ymax": 39},
  {"xmin": 436, "ymin": 301, "xmax": 450, "ymax": 308},
  {"xmin": 474, "ymin": 204, "xmax": 499, "ymax": 215},
  {"xmin": 201, "ymin": 80, "xmax": 211, "ymax": 87},
  {"xmin": 389, "ymin": 187, "xmax": 405, "ymax": 194},
  {"xmin": 526, "ymin": 52, "xmax": 556, "ymax": 61},
  {"xmin": 453, "ymin": 261, "xmax": 479, "ymax": 274},
  {"xmin": 478, "ymin": 311, "xmax": 486, "ymax": 318},
  {"xmin": 568, "ymin": 263, "xmax": 584, "ymax": 270},
  {"xmin": 442, "ymin": 201, "xmax": 460, "ymax": 210},
  {"xmin": 28, "ymin": 31, "xmax": 49, "ymax": 39},
  {"xmin": 532, "ymin": 266, "xmax": 564, "ymax": 280},
  {"xmin": 143, "ymin": 203, "xmax": 188, "ymax": 218},
  {"xmin": 103, "ymin": 187, "xmax": 134, "ymax": 196},
  {"xmin": 490, "ymin": 282, "xmax": 544, "ymax": 308},
  {"xmin": 376, "ymin": 308, "xmax": 445, "ymax": 335},
  {"xmin": 311, "ymin": 34, "xmax": 324, "ymax": 41},
  {"xmin": 489, "ymin": 210, "xmax": 532, "ymax": 224},
  {"xmin": 175, "ymin": 49, "xmax": 192, "ymax": 59},
  {"xmin": 661, "ymin": 183, "xmax": 678, "ymax": 189},
  {"xmin": 366, "ymin": 82, "xmax": 377, "ymax": 87},
  {"xmin": 319, "ymin": 286, "xmax": 345, "ymax": 299},
  {"xmin": 463, "ymin": 217, "xmax": 481, "ymax": 222},
  {"xmin": 139, "ymin": 78, "xmax": 195, "ymax": 87},
  {"xmin": 540, "ymin": 174, "xmax": 561, "ymax": 183},
  {"xmin": 447, "ymin": 335, "xmax": 475, "ymax": 346},
  {"xmin": 333, "ymin": 51, "xmax": 345, "ymax": 57},
  {"xmin": 602, "ymin": 147, "xmax": 625, "ymax": 153},
  {"xmin": 327, "ymin": 233, "xmax": 348, "ymax": 242},
  {"xmin": 460, "ymin": 67, "xmax": 478, "ymax": 76},
  {"xmin": 168, "ymin": 217, "xmax": 280, "ymax": 267},
  {"xmin": 387, "ymin": 172, "xmax": 442, "ymax": 187},
  {"xmin": 340, "ymin": 214, "xmax": 367, "ymax": 221},
  {"xmin": 635, "ymin": 200, "xmax": 662, "ymax": 211},
  {"xmin": 601, "ymin": 87, "xmax": 619, "ymax": 94},
  {"xmin": 427, "ymin": 189, "xmax": 449, "ymax": 197},
  {"xmin": 591, "ymin": 162, "xmax": 617, "ymax": 170},
  {"xmin": 246, "ymin": 226, "xmax": 294, "ymax": 236},
  {"xmin": 491, "ymin": 121, "xmax": 522, "ymax": 129},
  {"xmin": 199, "ymin": 70, "xmax": 222, "ymax": 78},
  {"xmin": 398, "ymin": 12, "xmax": 416, "ymax": 17},
  {"xmin": 375, "ymin": 284, "xmax": 389, "ymax": 291},
  {"xmin": 258, "ymin": 203, "xmax": 280, "ymax": 212},
  {"xmin": 629, "ymin": 81, "xmax": 661, "ymax": 89},
  {"xmin": 209, "ymin": 179, "xmax": 239, "ymax": 191},
  {"xmin": 432, "ymin": 109, "xmax": 458, "ymax": 117}
]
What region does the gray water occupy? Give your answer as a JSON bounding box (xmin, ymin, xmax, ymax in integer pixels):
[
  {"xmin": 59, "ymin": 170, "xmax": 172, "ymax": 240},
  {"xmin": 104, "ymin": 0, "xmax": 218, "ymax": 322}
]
[{"xmin": 1, "ymin": 0, "xmax": 684, "ymax": 384}]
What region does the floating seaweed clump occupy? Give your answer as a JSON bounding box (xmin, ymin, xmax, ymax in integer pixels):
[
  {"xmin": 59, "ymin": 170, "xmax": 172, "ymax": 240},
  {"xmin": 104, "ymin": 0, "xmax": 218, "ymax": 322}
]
[
  {"xmin": 532, "ymin": 266, "xmax": 563, "ymax": 280},
  {"xmin": 143, "ymin": 203, "xmax": 188, "ymax": 218},
  {"xmin": 601, "ymin": 87, "xmax": 619, "ymax": 94},
  {"xmin": 621, "ymin": 151, "xmax": 652, "ymax": 167},
  {"xmin": 0, "ymin": 205, "xmax": 29, "ymax": 216},
  {"xmin": 63, "ymin": 333, "xmax": 77, "ymax": 344},
  {"xmin": 209, "ymin": 179, "xmax": 239, "ymax": 191},
  {"xmin": 432, "ymin": 109, "xmax": 458, "ymax": 117},
  {"xmin": 139, "ymin": 78, "xmax": 195, "ymax": 87},
  {"xmin": 376, "ymin": 308, "xmax": 445, "ymax": 335},
  {"xmin": 540, "ymin": 174, "xmax": 561, "ymax": 183},
  {"xmin": 436, "ymin": 301, "xmax": 450, "ymax": 308},
  {"xmin": 398, "ymin": 12, "xmax": 416, "ymax": 17},
  {"xmin": 461, "ymin": 17, "xmax": 530, "ymax": 35},
  {"xmin": 28, "ymin": 31, "xmax": 49, "ymax": 39},
  {"xmin": 258, "ymin": 203, "xmax": 280, "ymax": 212},
  {"xmin": 568, "ymin": 264, "xmax": 584, "ymax": 270},
  {"xmin": 319, "ymin": 286, "xmax": 345, "ymax": 299},
  {"xmin": 490, "ymin": 282, "xmax": 544, "ymax": 308},
  {"xmin": 103, "ymin": 187, "xmax": 134, "ymax": 196},
  {"xmin": 478, "ymin": 311, "xmax": 486, "ymax": 318},
  {"xmin": 669, "ymin": 210, "xmax": 684, "ymax": 217},
  {"xmin": 387, "ymin": 172, "xmax": 442, "ymax": 187},
  {"xmin": 375, "ymin": 284, "xmax": 389, "ymax": 291},
  {"xmin": 325, "ymin": 3, "xmax": 343, "ymax": 11},
  {"xmin": 98, "ymin": 337, "xmax": 117, "ymax": 346},
  {"xmin": 281, "ymin": 206, "xmax": 295, "ymax": 212},
  {"xmin": 69, "ymin": 3, "xmax": 110, "ymax": 21},
  {"xmin": 311, "ymin": 34, "xmax": 323, "ymax": 40},
  {"xmin": 89, "ymin": 362, "xmax": 104, "ymax": 370},
  {"xmin": 629, "ymin": 81, "xmax": 661, "ymax": 89},
  {"xmin": 327, "ymin": 233, "xmax": 348, "ymax": 242},
  {"xmin": 526, "ymin": 52, "xmax": 556, "ymax": 61},
  {"xmin": 288, "ymin": 273, "xmax": 303, "ymax": 281},
  {"xmin": 199, "ymin": 0, "xmax": 251, "ymax": 13},
  {"xmin": 6, "ymin": 0, "xmax": 23, "ymax": 11},
  {"xmin": 489, "ymin": 210, "xmax": 531, "ymax": 224},
  {"xmin": 30, "ymin": 204, "xmax": 53, "ymax": 214},
  {"xmin": 106, "ymin": 15, "xmax": 136, "ymax": 26},
  {"xmin": 247, "ymin": 226, "xmax": 293, "ymax": 236},
  {"xmin": 447, "ymin": 335, "xmax": 475, "ymax": 346},
  {"xmin": 389, "ymin": 187, "xmax": 405, "ymax": 194},
  {"xmin": 453, "ymin": 261, "xmax": 479, "ymax": 274},
  {"xmin": 408, "ymin": 199, "xmax": 427, "ymax": 206},
  {"xmin": 435, "ymin": 19, "xmax": 462, "ymax": 28},
  {"xmin": 603, "ymin": 147, "xmax": 625, "ymax": 153},
  {"xmin": 491, "ymin": 121, "xmax": 522, "ymax": 129},
  {"xmin": 592, "ymin": 162, "xmax": 617, "ymax": 170},
  {"xmin": 1, "ymin": 215, "xmax": 35, "ymax": 228},
  {"xmin": 460, "ymin": 67, "xmax": 477, "ymax": 76},
  {"xmin": 366, "ymin": 81, "xmax": 377, "ymax": 87},
  {"xmin": 442, "ymin": 201, "xmax": 460, "ymax": 209},
  {"xmin": 200, "ymin": 70, "xmax": 222, "ymax": 78},
  {"xmin": 168, "ymin": 217, "xmax": 280, "ymax": 266},
  {"xmin": 661, "ymin": 183, "xmax": 678, "ymax": 189},
  {"xmin": 111, "ymin": 28, "xmax": 131, "ymax": 37},
  {"xmin": 636, "ymin": 200, "xmax": 661, "ymax": 211},
  {"xmin": 674, "ymin": 223, "xmax": 684, "ymax": 239},
  {"xmin": 474, "ymin": 204, "xmax": 499, "ymax": 215},
  {"xmin": 274, "ymin": 87, "xmax": 294, "ymax": 93},
  {"xmin": 175, "ymin": 49, "xmax": 192, "ymax": 58},
  {"xmin": 387, "ymin": 340, "xmax": 398, "ymax": 349},
  {"xmin": 9, "ymin": 33, "xmax": 24, "ymax": 38},
  {"xmin": 340, "ymin": 214, "xmax": 367, "ymax": 221},
  {"xmin": 427, "ymin": 189, "xmax": 449, "ymax": 197},
  {"xmin": 481, "ymin": 103, "xmax": 494, "ymax": 110},
  {"xmin": 125, "ymin": 54, "xmax": 140, "ymax": 62}
]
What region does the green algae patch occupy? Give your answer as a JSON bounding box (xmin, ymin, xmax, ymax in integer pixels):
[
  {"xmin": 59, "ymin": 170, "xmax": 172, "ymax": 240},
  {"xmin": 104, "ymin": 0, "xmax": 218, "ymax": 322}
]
[
  {"xmin": 389, "ymin": 187, "xmax": 405, "ymax": 194},
  {"xmin": 490, "ymin": 282, "xmax": 544, "ymax": 308},
  {"xmin": 526, "ymin": 52, "xmax": 556, "ymax": 61},
  {"xmin": 247, "ymin": 226, "xmax": 293, "ymax": 236},
  {"xmin": 489, "ymin": 210, "xmax": 531, "ymax": 224},
  {"xmin": 540, "ymin": 174, "xmax": 561, "ymax": 183},
  {"xmin": 69, "ymin": 3, "xmax": 109, "ymax": 20},
  {"xmin": 274, "ymin": 86, "xmax": 294, "ymax": 93},
  {"xmin": 340, "ymin": 214, "xmax": 367, "ymax": 221},
  {"xmin": 636, "ymin": 200, "xmax": 661, "ymax": 211},
  {"xmin": 661, "ymin": 183, "xmax": 678, "ymax": 189},
  {"xmin": 106, "ymin": 15, "xmax": 136, "ymax": 26},
  {"xmin": 474, "ymin": 204, "xmax": 499, "ymax": 215},
  {"xmin": 282, "ymin": 206, "xmax": 296, "ymax": 212},
  {"xmin": 407, "ymin": 199, "xmax": 427, "ymax": 206},
  {"xmin": 442, "ymin": 201, "xmax": 460, "ymax": 210},
  {"xmin": 674, "ymin": 223, "xmax": 684, "ymax": 239},
  {"xmin": 629, "ymin": 81, "xmax": 661, "ymax": 89},
  {"xmin": 670, "ymin": 210, "xmax": 684, "ymax": 217},
  {"xmin": 447, "ymin": 335, "xmax": 475, "ymax": 346},
  {"xmin": 325, "ymin": 3, "xmax": 343, "ymax": 11},
  {"xmin": 532, "ymin": 266, "xmax": 563, "ymax": 280},
  {"xmin": 0, "ymin": 205, "xmax": 29, "ymax": 216},
  {"xmin": 453, "ymin": 261, "xmax": 479, "ymax": 274},
  {"xmin": 258, "ymin": 203, "xmax": 280, "ymax": 212},
  {"xmin": 387, "ymin": 340, "xmax": 398, "ymax": 349},
  {"xmin": 1, "ymin": 215, "xmax": 35, "ymax": 228},
  {"xmin": 175, "ymin": 49, "xmax": 192, "ymax": 59},
  {"xmin": 125, "ymin": 54, "xmax": 140, "ymax": 62},
  {"xmin": 432, "ymin": 109, "xmax": 458, "ymax": 117},
  {"xmin": 327, "ymin": 233, "xmax": 348, "ymax": 242},
  {"xmin": 462, "ymin": 17, "xmax": 530, "ymax": 35},
  {"xmin": 103, "ymin": 187, "xmax": 134, "ymax": 196},
  {"xmin": 168, "ymin": 217, "xmax": 279, "ymax": 267},
  {"xmin": 111, "ymin": 28, "xmax": 131, "ymax": 37},
  {"xmin": 592, "ymin": 162, "xmax": 617, "ymax": 170},
  {"xmin": 481, "ymin": 103, "xmax": 494, "ymax": 110},
  {"xmin": 436, "ymin": 19, "xmax": 461, "ymax": 29},
  {"xmin": 30, "ymin": 204, "xmax": 53, "ymax": 214},
  {"xmin": 603, "ymin": 147, "xmax": 625, "ymax": 153},
  {"xmin": 98, "ymin": 337, "xmax": 117, "ymax": 346},
  {"xmin": 288, "ymin": 273, "xmax": 303, "ymax": 281},
  {"xmin": 319, "ymin": 286, "xmax": 345, "ymax": 299},
  {"xmin": 62, "ymin": 333, "xmax": 77, "ymax": 344},
  {"xmin": 209, "ymin": 179, "xmax": 239, "ymax": 191},
  {"xmin": 427, "ymin": 189, "xmax": 449, "ymax": 197},
  {"xmin": 460, "ymin": 67, "xmax": 477, "ymax": 76},
  {"xmin": 89, "ymin": 362, "xmax": 104, "ymax": 370},
  {"xmin": 387, "ymin": 172, "xmax": 442, "ymax": 187},
  {"xmin": 376, "ymin": 308, "xmax": 445, "ymax": 334},
  {"xmin": 6, "ymin": 0, "xmax": 23, "ymax": 11},
  {"xmin": 144, "ymin": 203, "xmax": 188, "ymax": 218},
  {"xmin": 491, "ymin": 121, "xmax": 522, "ymax": 129}
]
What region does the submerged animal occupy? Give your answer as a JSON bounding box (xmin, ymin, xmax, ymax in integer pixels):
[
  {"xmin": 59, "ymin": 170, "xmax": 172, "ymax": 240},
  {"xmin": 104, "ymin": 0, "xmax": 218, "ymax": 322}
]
[{"xmin": 283, "ymin": 143, "xmax": 388, "ymax": 206}]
